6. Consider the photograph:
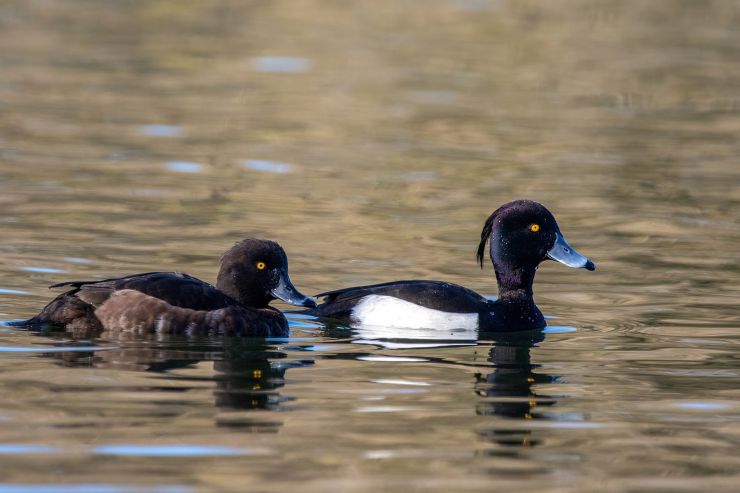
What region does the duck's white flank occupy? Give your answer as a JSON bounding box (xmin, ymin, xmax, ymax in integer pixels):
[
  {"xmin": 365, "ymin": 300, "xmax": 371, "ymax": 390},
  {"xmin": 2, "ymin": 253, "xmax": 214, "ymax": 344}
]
[{"xmin": 350, "ymin": 295, "xmax": 479, "ymax": 330}]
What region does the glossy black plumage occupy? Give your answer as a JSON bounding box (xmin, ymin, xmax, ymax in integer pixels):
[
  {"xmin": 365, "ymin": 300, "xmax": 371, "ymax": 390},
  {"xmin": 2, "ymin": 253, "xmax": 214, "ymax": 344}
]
[
  {"xmin": 308, "ymin": 200, "xmax": 595, "ymax": 332},
  {"xmin": 314, "ymin": 280, "xmax": 488, "ymax": 317},
  {"xmin": 15, "ymin": 239, "xmax": 315, "ymax": 337}
]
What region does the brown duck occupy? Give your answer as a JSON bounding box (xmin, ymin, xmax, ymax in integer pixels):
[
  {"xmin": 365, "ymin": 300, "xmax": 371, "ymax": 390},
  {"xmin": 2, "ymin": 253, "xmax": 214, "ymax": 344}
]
[{"xmin": 13, "ymin": 239, "xmax": 315, "ymax": 337}]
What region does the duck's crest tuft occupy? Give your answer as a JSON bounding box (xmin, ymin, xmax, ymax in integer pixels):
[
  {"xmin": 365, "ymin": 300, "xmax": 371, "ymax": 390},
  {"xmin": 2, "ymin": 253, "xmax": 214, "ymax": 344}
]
[{"xmin": 477, "ymin": 211, "xmax": 496, "ymax": 268}]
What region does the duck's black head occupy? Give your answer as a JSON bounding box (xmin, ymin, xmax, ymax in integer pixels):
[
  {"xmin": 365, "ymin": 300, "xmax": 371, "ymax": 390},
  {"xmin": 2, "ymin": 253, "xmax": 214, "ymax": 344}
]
[
  {"xmin": 216, "ymin": 239, "xmax": 316, "ymax": 309},
  {"xmin": 477, "ymin": 200, "xmax": 595, "ymax": 298}
]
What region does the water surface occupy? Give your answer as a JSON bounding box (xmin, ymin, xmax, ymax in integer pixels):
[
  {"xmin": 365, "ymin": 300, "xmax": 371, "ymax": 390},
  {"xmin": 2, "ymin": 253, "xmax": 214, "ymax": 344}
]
[{"xmin": 1, "ymin": 0, "xmax": 739, "ymax": 491}]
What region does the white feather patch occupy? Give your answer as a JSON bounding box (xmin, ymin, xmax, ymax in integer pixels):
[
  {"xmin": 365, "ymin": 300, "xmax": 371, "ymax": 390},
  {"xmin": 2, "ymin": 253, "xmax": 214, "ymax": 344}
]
[{"xmin": 350, "ymin": 295, "xmax": 479, "ymax": 331}]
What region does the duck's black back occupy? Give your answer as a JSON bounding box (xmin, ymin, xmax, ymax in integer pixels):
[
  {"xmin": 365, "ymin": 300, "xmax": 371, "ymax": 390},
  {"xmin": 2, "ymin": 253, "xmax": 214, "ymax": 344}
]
[
  {"xmin": 20, "ymin": 272, "xmax": 238, "ymax": 329},
  {"xmin": 310, "ymin": 280, "xmax": 490, "ymax": 319},
  {"xmin": 56, "ymin": 272, "xmax": 237, "ymax": 311}
]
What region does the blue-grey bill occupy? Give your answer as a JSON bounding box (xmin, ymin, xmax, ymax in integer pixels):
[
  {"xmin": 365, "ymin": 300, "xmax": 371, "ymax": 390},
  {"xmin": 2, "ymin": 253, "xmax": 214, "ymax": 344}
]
[
  {"xmin": 547, "ymin": 232, "xmax": 596, "ymax": 271},
  {"xmin": 271, "ymin": 273, "xmax": 317, "ymax": 308}
]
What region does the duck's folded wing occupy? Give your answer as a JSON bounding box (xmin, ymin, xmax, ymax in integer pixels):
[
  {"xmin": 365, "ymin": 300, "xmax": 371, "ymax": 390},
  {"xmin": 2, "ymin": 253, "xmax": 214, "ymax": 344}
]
[
  {"xmin": 52, "ymin": 272, "xmax": 235, "ymax": 311},
  {"xmin": 313, "ymin": 280, "xmax": 488, "ymax": 318}
]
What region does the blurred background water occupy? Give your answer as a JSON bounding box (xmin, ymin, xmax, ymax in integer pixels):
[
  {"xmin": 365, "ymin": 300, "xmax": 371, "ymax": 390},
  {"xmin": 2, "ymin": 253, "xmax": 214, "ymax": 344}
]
[{"xmin": 1, "ymin": 0, "xmax": 739, "ymax": 491}]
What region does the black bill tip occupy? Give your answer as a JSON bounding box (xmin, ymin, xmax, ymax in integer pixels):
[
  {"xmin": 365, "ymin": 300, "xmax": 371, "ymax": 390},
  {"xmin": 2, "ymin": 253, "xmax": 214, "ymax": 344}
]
[{"xmin": 300, "ymin": 296, "xmax": 318, "ymax": 308}]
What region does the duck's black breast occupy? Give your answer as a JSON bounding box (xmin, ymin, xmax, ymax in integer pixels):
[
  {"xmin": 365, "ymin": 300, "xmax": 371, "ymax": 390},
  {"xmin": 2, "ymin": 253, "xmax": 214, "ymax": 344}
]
[{"xmin": 310, "ymin": 280, "xmax": 490, "ymax": 319}]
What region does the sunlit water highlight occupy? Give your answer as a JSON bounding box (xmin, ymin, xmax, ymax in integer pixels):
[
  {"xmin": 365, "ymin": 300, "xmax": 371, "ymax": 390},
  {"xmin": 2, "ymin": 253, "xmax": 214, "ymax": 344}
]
[
  {"xmin": 253, "ymin": 56, "xmax": 312, "ymax": 73},
  {"xmin": 164, "ymin": 162, "xmax": 204, "ymax": 173},
  {"xmin": 138, "ymin": 124, "xmax": 184, "ymax": 138},
  {"xmin": 242, "ymin": 159, "xmax": 293, "ymax": 174}
]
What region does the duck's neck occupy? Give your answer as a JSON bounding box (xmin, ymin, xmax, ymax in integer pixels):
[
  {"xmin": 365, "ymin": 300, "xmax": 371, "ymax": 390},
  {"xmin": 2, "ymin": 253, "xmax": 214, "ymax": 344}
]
[
  {"xmin": 217, "ymin": 279, "xmax": 242, "ymax": 304},
  {"xmin": 494, "ymin": 261, "xmax": 536, "ymax": 300},
  {"xmin": 216, "ymin": 272, "xmax": 270, "ymax": 308},
  {"xmin": 486, "ymin": 261, "xmax": 544, "ymax": 330}
]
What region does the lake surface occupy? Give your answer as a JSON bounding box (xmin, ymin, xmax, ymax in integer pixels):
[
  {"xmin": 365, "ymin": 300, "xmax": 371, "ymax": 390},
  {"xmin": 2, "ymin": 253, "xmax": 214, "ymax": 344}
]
[{"xmin": 1, "ymin": 1, "xmax": 739, "ymax": 491}]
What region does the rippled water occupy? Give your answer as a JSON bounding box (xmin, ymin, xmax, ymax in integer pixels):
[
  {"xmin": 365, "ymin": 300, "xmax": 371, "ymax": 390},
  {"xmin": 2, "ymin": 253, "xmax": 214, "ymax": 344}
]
[{"xmin": 1, "ymin": 1, "xmax": 739, "ymax": 491}]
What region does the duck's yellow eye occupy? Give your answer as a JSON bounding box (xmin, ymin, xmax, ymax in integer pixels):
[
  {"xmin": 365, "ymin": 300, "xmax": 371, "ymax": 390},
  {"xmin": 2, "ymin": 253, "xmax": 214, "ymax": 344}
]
[
  {"xmin": 530, "ymin": 224, "xmax": 540, "ymax": 232},
  {"xmin": 256, "ymin": 261, "xmax": 266, "ymax": 270}
]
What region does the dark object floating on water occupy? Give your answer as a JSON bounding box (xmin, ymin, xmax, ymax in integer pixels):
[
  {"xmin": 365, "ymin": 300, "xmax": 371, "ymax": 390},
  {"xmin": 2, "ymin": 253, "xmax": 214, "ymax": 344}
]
[
  {"xmin": 307, "ymin": 200, "xmax": 595, "ymax": 332},
  {"xmin": 12, "ymin": 239, "xmax": 316, "ymax": 337}
]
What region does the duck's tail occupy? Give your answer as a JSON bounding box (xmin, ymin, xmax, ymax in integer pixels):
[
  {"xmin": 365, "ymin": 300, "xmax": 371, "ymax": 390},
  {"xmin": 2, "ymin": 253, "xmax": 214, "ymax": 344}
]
[{"xmin": 6, "ymin": 291, "xmax": 98, "ymax": 329}]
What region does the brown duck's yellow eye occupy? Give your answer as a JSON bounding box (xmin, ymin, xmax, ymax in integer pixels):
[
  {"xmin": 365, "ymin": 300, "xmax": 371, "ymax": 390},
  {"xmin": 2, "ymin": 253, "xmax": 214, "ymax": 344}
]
[
  {"xmin": 256, "ymin": 261, "xmax": 266, "ymax": 270},
  {"xmin": 530, "ymin": 224, "xmax": 540, "ymax": 232}
]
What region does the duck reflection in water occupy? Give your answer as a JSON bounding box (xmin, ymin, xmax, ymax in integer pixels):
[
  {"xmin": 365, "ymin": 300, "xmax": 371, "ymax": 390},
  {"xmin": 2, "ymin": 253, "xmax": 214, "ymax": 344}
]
[
  {"xmin": 475, "ymin": 330, "xmax": 555, "ymax": 448},
  {"xmin": 42, "ymin": 334, "xmax": 313, "ymax": 430},
  {"xmin": 325, "ymin": 319, "xmax": 562, "ymax": 449}
]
